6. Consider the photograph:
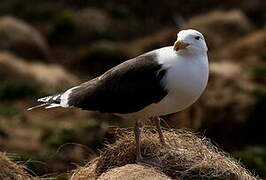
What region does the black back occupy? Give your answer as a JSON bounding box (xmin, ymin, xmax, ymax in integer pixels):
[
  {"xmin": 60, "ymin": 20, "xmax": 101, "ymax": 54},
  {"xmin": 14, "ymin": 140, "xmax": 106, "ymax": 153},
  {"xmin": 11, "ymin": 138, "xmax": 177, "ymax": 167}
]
[{"xmin": 67, "ymin": 52, "xmax": 168, "ymax": 114}]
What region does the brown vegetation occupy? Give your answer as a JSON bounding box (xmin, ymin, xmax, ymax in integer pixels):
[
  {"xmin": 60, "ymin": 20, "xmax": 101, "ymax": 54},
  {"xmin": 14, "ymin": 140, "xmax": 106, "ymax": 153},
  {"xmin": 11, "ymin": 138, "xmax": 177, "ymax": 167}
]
[
  {"xmin": 0, "ymin": 152, "xmax": 32, "ymax": 180},
  {"xmin": 0, "ymin": 52, "xmax": 79, "ymax": 93},
  {"xmin": 0, "ymin": 16, "xmax": 50, "ymax": 60},
  {"xmin": 98, "ymin": 164, "xmax": 172, "ymax": 180},
  {"xmin": 216, "ymin": 30, "xmax": 266, "ymax": 60},
  {"xmin": 0, "ymin": 1, "xmax": 265, "ymax": 178},
  {"xmin": 71, "ymin": 128, "xmax": 258, "ymax": 180},
  {"xmin": 185, "ymin": 10, "xmax": 254, "ymax": 49}
]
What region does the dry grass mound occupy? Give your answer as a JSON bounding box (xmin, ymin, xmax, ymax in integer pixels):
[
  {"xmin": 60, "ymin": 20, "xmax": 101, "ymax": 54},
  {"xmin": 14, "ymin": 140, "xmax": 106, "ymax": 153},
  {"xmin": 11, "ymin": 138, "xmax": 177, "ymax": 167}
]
[
  {"xmin": 0, "ymin": 52, "xmax": 79, "ymax": 93},
  {"xmin": 98, "ymin": 164, "xmax": 172, "ymax": 180},
  {"xmin": 72, "ymin": 128, "xmax": 259, "ymax": 180},
  {"xmin": 0, "ymin": 16, "xmax": 50, "ymax": 60},
  {"xmin": 0, "ymin": 152, "xmax": 32, "ymax": 180},
  {"xmin": 216, "ymin": 29, "xmax": 266, "ymax": 60}
]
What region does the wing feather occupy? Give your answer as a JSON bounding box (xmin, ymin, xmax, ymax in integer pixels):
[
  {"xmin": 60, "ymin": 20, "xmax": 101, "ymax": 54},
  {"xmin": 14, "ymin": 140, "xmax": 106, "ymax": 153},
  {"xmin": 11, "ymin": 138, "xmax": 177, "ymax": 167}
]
[{"xmin": 67, "ymin": 52, "xmax": 168, "ymax": 114}]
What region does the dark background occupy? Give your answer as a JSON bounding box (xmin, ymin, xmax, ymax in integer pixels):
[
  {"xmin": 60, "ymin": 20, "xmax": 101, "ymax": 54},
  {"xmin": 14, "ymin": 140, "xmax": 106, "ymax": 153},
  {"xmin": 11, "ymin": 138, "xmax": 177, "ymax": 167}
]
[{"xmin": 0, "ymin": 0, "xmax": 265, "ymax": 178}]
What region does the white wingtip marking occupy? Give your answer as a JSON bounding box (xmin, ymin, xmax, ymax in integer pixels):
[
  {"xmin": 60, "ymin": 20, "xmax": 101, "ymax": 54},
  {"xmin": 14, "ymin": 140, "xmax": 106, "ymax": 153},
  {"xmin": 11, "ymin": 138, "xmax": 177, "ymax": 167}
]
[{"xmin": 38, "ymin": 96, "xmax": 52, "ymax": 102}]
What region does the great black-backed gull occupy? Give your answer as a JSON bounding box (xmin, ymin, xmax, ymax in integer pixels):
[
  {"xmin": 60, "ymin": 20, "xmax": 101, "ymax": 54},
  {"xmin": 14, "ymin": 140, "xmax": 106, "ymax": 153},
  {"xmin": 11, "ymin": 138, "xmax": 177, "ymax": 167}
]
[{"xmin": 28, "ymin": 29, "xmax": 209, "ymax": 163}]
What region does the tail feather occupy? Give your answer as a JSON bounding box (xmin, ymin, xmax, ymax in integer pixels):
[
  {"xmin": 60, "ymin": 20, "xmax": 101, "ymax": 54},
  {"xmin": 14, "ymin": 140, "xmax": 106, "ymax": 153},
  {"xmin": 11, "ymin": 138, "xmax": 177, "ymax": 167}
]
[
  {"xmin": 38, "ymin": 94, "xmax": 61, "ymax": 103},
  {"xmin": 27, "ymin": 85, "xmax": 78, "ymax": 111},
  {"xmin": 45, "ymin": 104, "xmax": 61, "ymax": 109},
  {"xmin": 27, "ymin": 94, "xmax": 62, "ymax": 111},
  {"xmin": 27, "ymin": 103, "xmax": 49, "ymax": 111}
]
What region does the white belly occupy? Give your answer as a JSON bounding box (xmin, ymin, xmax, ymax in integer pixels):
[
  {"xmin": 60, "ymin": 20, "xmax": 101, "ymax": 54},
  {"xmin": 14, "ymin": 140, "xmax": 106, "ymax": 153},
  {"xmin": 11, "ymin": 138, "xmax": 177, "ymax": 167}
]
[{"xmin": 145, "ymin": 65, "xmax": 207, "ymax": 116}]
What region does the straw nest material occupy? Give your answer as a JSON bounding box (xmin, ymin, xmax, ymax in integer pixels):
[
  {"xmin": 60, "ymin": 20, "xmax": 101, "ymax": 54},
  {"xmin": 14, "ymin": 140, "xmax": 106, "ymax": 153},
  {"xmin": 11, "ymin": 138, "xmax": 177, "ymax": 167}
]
[
  {"xmin": 0, "ymin": 152, "xmax": 32, "ymax": 180},
  {"xmin": 99, "ymin": 164, "xmax": 172, "ymax": 180},
  {"xmin": 71, "ymin": 128, "xmax": 259, "ymax": 180}
]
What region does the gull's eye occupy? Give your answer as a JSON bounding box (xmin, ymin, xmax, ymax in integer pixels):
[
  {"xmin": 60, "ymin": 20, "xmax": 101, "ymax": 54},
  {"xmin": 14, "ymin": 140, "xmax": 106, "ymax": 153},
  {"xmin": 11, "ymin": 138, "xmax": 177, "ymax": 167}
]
[{"xmin": 195, "ymin": 36, "xmax": 200, "ymax": 40}]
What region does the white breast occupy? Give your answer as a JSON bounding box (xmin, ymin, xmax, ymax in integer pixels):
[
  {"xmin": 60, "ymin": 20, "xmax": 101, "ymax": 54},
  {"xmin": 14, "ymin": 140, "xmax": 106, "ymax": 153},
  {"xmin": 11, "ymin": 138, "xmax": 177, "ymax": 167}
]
[{"xmin": 133, "ymin": 46, "xmax": 209, "ymax": 118}]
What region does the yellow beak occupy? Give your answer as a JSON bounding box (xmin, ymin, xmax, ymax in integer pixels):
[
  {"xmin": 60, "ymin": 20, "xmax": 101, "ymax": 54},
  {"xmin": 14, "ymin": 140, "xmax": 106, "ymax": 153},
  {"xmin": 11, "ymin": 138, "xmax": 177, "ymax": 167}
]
[{"xmin": 174, "ymin": 40, "xmax": 189, "ymax": 51}]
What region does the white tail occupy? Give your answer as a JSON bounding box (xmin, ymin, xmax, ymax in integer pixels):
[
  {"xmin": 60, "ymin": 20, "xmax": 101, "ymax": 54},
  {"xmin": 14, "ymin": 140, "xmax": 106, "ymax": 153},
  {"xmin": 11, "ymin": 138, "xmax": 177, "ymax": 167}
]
[
  {"xmin": 27, "ymin": 103, "xmax": 48, "ymax": 111},
  {"xmin": 27, "ymin": 86, "xmax": 79, "ymax": 111},
  {"xmin": 27, "ymin": 94, "xmax": 62, "ymax": 111}
]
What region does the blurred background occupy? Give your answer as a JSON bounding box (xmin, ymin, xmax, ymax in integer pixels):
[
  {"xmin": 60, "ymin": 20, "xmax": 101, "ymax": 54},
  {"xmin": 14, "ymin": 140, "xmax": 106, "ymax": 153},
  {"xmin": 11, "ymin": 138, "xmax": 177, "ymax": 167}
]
[{"xmin": 0, "ymin": 0, "xmax": 265, "ymax": 179}]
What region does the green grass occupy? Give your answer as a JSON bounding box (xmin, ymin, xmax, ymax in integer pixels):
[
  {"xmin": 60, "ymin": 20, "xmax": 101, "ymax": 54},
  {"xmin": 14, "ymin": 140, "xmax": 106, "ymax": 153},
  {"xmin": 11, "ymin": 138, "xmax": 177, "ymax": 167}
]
[
  {"xmin": 252, "ymin": 66, "xmax": 266, "ymax": 76},
  {"xmin": 0, "ymin": 127, "xmax": 8, "ymax": 138},
  {"xmin": 253, "ymin": 89, "xmax": 266, "ymax": 103},
  {"xmin": 233, "ymin": 146, "xmax": 266, "ymax": 178},
  {"xmin": 90, "ymin": 29, "xmax": 121, "ymax": 41},
  {"xmin": 6, "ymin": 153, "xmax": 69, "ymax": 178},
  {"xmin": 51, "ymin": 10, "xmax": 76, "ymax": 42},
  {"xmin": 42, "ymin": 173, "xmax": 69, "ymax": 180},
  {"xmin": 106, "ymin": 2, "xmax": 135, "ymax": 19},
  {"xmin": 43, "ymin": 119, "xmax": 105, "ymax": 150},
  {"xmin": 6, "ymin": 153, "xmax": 42, "ymax": 176},
  {"xmin": 259, "ymin": 52, "xmax": 266, "ymax": 62},
  {"xmin": 0, "ymin": 79, "xmax": 39, "ymax": 100},
  {"xmin": 0, "ymin": 103, "xmax": 21, "ymax": 117},
  {"xmin": 90, "ymin": 47, "xmax": 121, "ymax": 59},
  {"xmin": 44, "ymin": 128, "xmax": 77, "ymax": 149}
]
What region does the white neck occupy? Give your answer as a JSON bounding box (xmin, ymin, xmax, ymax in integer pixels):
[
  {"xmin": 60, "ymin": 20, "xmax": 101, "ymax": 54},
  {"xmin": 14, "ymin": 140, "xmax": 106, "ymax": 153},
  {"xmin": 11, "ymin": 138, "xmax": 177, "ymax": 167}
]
[{"xmin": 176, "ymin": 49, "xmax": 207, "ymax": 58}]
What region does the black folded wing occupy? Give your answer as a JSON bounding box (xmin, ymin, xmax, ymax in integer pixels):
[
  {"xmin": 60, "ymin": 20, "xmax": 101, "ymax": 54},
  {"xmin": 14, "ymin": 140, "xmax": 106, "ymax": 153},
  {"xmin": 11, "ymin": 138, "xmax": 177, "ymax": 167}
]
[{"xmin": 67, "ymin": 52, "xmax": 168, "ymax": 114}]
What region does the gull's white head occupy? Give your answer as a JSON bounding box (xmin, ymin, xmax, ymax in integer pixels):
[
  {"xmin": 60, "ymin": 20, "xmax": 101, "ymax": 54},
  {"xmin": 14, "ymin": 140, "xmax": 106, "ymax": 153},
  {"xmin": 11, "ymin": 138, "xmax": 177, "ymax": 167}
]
[{"xmin": 174, "ymin": 29, "xmax": 208, "ymax": 55}]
